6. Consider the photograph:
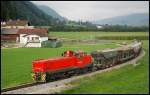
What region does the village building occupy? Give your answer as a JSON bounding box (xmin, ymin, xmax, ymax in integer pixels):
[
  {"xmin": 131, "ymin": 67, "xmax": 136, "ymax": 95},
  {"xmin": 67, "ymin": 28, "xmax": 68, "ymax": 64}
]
[
  {"xmin": 1, "ymin": 20, "xmax": 34, "ymax": 29},
  {"xmin": 1, "ymin": 28, "xmax": 19, "ymax": 42},
  {"xmin": 96, "ymin": 25, "xmax": 103, "ymax": 29},
  {"xmin": 18, "ymin": 29, "xmax": 49, "ymax": 47},
  {"xmin": 0, "ymin": 20, "xmax": 54, "ymax": 48}
]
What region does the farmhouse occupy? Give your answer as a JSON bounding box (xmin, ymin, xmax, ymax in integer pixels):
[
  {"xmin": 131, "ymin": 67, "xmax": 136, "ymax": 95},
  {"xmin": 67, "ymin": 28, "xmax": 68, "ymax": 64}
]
[
  {"xmin": 18, "ymin": 29, "xmax": 49, "ymax": 47},
  {"xmin": 1, "ymin": 20, "xmax": 34, "ymax": 29},
  {"xmin": 1, "ymin": 28, "xmax": 19, "ymax": 42}
]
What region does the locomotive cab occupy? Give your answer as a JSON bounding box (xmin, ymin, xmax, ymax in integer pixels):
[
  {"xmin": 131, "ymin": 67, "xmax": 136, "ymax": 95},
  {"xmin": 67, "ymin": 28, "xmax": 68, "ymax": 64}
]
[
  {"xmin": 62, "ymin": 50, "xmax": 87, "ymax": 58},
  {"xmin": 74, "ymin": 50, "xmax": 87, "ymax": 58},
  {"xmin": 61, "ymin": 50, "xmax": 90, "ymax": 63},
  {"xmin": 62, "ymin": 50, "xmax": 74, "ymax": 57}
]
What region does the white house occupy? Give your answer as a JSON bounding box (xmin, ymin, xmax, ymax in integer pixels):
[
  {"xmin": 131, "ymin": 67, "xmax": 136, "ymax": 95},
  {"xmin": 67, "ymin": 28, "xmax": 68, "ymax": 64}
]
[
  {"xmin": 96, "ymin": 25, "xmax": 103, "ymax": 29},
  {"xmin": 18, "ymin": 29, "xmax": 48, "ymax": 47}
]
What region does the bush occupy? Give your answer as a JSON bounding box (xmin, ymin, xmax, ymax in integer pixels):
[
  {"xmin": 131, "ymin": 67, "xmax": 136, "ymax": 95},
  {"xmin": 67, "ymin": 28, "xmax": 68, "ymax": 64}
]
[{"xmin": 41, "ymin": 40, "xmax": 62, "ymax": 48}]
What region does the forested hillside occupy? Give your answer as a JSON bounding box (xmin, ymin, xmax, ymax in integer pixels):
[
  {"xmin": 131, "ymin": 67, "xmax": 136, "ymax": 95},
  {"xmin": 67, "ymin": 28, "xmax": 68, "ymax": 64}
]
[
  {"xmin": 37, "ymin": 5, "xmax": 67, "ymax": 21},
  {"xmin": 1, "ymin": 1, "xmax": 65, "ymax": 26}
]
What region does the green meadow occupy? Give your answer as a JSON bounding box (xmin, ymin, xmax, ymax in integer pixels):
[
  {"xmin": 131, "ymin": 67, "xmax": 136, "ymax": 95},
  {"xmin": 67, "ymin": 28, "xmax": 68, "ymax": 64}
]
[
  {"xmin": 1, "ymin": 32, "xmax": 149, "ymax": 94},
  {"xmin": 49, "ymin": 32, "xmax": 148, "ymax": 40}
]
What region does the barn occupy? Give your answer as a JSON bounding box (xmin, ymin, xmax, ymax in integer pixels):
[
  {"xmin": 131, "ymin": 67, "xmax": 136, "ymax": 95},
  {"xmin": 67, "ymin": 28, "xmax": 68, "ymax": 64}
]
[{"xmin": 1, "ymin": 28, "xmax": 19, "ymax": 42}]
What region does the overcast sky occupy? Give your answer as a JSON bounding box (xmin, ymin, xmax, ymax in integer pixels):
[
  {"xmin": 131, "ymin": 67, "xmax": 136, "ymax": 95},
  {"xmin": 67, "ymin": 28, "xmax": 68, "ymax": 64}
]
[{"xmin": 32, "ymin": 1, "xmax": 149, "ymax": 21}]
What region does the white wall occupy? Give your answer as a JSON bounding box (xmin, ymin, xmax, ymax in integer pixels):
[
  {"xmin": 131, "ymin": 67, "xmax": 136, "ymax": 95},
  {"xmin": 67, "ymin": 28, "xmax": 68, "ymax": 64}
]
[
  {"xmin": 20, "ymin": 34, "xmax": 27, "ymax": 44},
  {"xmin": 97, "ymin": 25, "xmax": 103, "ymax": 29},
  {"xmin": 40, "ymin": 37, "xmax": 48, "ymax": 42},
  {"xmin": 27, "ymin": 26, "xmax": 34, "ymax": 29},
  {"xmin": 20, "ymin": 34, "xmax": 40, "ymax": 44},
  {"xmin": 26, "ymin": 43, "xmax": 41, "ymax": 47}
]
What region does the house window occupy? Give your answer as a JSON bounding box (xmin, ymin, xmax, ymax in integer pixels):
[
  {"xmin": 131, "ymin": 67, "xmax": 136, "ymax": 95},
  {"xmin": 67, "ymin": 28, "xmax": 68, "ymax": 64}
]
[
  {"xmin": 27, "ymin": 37, "xmax": 30, "ymax": 40},
  {"xmin": 32, "ymin": 37, "xmax": 34, "ymax": 40},
  {"xmin": 35, "ymin": 37, "xmax": 39, "ymax": 40}
]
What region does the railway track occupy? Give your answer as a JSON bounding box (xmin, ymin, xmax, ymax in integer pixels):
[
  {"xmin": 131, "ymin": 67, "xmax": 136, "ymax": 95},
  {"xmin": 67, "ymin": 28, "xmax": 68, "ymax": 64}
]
[
  {"xmin": 1, "ymin": 64, "xmax": 118, "ymax": 93},
  {"xmin": 1, "ymin": 82, "xmax": 42, "ymax": 93},
  {"xmin": 0, "ymin": 63, "xmax": 119, "ymax": 93},
  {"xmin": 1, "ymin": 50, "xmax": 144, "ymax": 94}
]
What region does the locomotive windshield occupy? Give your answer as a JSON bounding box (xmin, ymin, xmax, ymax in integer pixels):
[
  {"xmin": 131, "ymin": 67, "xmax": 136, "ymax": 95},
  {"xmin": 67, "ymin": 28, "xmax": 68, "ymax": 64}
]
[{"xmin": 62, "ymin": 50, "xmax": 74, "ymax": 57}]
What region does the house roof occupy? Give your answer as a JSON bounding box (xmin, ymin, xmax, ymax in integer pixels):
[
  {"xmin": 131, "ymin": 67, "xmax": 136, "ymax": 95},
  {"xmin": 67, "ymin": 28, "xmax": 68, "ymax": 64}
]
[
  {"xmin": 22, "ymin": 34, "xmax": 40, "ymax": 37},
  {"xmin": 1, "ymin": 20, "xmax": 28, "ymax": 26},
  {"xmin": 18, "ymin": 29, "xmax": 48, "ymax": 37},
  {"xmin": 1, "ymin": 29, "xmax": 19, "ymax": 34}
]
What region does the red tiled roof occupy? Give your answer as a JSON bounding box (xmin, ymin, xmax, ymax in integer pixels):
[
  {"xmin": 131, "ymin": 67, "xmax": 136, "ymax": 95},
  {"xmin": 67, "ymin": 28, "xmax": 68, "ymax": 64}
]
[{"xmin": 18, "ymin": 29, "xmax": 48, "ymax": 37}]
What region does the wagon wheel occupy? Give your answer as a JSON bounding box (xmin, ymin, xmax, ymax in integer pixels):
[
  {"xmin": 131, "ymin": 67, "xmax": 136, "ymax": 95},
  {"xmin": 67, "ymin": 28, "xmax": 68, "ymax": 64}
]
[
  {"xmin": 92, "ymin": 67, "xmax": 98, "ymax": 71},
  {"xmin": 31, "ymin": 73, "xmax": 36, "ymax": 81}
]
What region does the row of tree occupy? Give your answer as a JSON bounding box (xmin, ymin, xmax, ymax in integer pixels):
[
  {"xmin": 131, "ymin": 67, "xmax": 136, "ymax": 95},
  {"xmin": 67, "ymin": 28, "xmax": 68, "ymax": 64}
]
[
  {"xmin": 99, "ymin": 25, "xmax": 149, "ymax": 32},
  {"xmin": 48, "ymin": 24, "xmax": 149, "ymax": 32}
]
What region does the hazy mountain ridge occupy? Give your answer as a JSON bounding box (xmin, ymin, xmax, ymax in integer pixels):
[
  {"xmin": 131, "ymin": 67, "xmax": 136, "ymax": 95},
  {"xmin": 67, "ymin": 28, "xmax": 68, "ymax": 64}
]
[
  {"xmin": 37, "ymin": 5, "xmax": 67, "ymax": 21},
  {"xmin": 93, "ymin": 13, "xmax": 149, "ymax": 26}
]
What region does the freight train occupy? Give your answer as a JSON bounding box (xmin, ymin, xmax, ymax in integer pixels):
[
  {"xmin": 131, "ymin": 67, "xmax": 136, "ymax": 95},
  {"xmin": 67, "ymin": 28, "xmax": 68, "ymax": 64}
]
[{"xmin": 32, "ymin": 40, "xmax": 142, "ymax": 82}]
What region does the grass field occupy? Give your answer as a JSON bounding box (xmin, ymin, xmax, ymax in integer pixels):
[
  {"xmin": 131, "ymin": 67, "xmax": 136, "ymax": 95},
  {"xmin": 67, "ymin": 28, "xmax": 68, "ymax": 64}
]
[
  {"xmin": 62, "ymin": 40, "xmax": 149, "ymax": 94},
  {"xmin": 49, "ymin": 32, "xmax": 148, "ymax": 40},
  {"xmin": 1, "ymin": 43, "xmax": 118, "ymax": 89}
]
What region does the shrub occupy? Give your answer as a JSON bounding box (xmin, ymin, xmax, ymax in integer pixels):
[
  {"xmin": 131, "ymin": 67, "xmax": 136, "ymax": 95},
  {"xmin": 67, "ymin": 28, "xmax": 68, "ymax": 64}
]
[{"xmin": 41, "ymin": 40, "xmax": 62, "ymax": 48}]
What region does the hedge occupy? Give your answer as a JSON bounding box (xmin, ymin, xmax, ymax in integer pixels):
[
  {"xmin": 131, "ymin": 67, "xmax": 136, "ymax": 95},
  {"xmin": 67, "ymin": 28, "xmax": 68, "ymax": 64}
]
[{"xmin": 95, "ymin": 36, "xmax": 149, "ymax": 40}]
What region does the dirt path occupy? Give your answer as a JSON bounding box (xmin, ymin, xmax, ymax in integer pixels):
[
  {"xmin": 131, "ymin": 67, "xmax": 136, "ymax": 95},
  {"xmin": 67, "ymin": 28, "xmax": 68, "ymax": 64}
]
[{"xmin": 1, "ymin": 50, "xmax": 145, "ymax": 94}]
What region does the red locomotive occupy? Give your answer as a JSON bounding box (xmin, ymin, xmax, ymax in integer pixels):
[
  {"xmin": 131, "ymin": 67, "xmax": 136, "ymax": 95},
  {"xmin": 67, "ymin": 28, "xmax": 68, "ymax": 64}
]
[{"xmin": 32, "ymin": 50, "xmax": 93, "ymax": 82}]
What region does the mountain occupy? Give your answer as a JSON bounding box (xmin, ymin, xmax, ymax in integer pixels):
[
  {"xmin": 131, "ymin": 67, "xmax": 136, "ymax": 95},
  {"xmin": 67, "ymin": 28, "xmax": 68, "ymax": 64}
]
[
  {"xmin": 93, "ymin": 13, "xmax": 149, "ymax": 26},
  {"xmin": 1, "ymin": 1, "xmax": 64, "ymax": 26},
  {"xmin": 37, "ymin": 5, "xmax": 67, "ymax": 21}
]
